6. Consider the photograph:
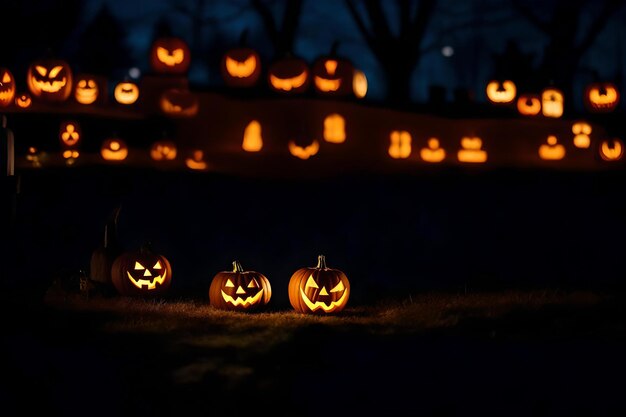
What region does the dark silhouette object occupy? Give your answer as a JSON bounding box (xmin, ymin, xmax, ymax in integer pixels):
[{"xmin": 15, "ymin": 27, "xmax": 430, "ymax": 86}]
[
  {"xmin": 251, "ymin": 0, "xmax": 304, "ymax": 60},
  {"xmin": 89, "ymin": 205, "xmax": 123, "ymax": 297},
  {"xmin": 491, "ymin": 39, "xmax": 537, "ymax": 92}
]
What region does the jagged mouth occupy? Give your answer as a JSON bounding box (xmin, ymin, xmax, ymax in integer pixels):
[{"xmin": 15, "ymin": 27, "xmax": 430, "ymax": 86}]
[
  {"xmin": 127, "ymin": 271, "xmax": 167, "ymax": 290},
  {"xmin": 299, "ymin": 288, "xmax": 347, "ymax": 312},
  {"xmin": 221, "ymin": 289, "xmax": 264, "ymax": 307}
]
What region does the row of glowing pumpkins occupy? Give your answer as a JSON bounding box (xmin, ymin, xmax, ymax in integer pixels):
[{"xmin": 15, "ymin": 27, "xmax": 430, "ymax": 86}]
[
  {"xmin": 100, "ymin": 246, "xmax": 349, "ymax": 314},
  {"xmin": 485, "ymin": 79, "xmax": 621, "ymax": 116}
]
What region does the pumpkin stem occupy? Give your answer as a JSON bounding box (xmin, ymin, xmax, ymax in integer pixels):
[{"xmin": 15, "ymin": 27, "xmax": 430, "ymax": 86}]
[
  {"xmin": 232, "ymin": 260, "xmax": 244, "ymax": 273},
  {"xmin": 316, "ymin": 255, "xmax": 327, "ymax": 269}
]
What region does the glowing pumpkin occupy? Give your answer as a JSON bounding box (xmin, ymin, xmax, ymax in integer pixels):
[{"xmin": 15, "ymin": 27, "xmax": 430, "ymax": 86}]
[
  {"xmin": 27, "ymin": 58, "xmax": 73, "ymax": 102},
  {"xmin": 311, "ymin": 54, "xmax": 353, "ymax": 96},
  {"xmin": 150, "ymin": 140, "xmax": 177, "ymax": 161},
  {"xmin": 74, "ymin": 74, "xmax": 107, "ymax": 105},
  {"xmin": 209, "ymin": 261, "xmax": 272, "ymax": 311},
  {"xmin": 572, "ymin": 121, "xmax": 592, "ymax": 149},
  {"xmin": 101, "ymin": 137, "xmax": 128, "ymax": 161},
  {"xmin": 62, "ymin": 149, "xmax": 80, "ymax": 165},
  {"xmin": 268, "ymin": 56, "xmax": 310, "ymax": 93},
  {"xmin": 541, "ymin": 88, "xmax": 564, "ymax": 118},
  {"xmin": 539, "ymin": 135, "xmax": 565, "ymax": 160},
  {"xmin": 221, "ymin": 47, "xmax": 261, "ymax": 87},
  {"xmin": 599, "ymin": 138, "xmax": 623, "ymax": 161},
  {"xmin": 242, "ymin": 120, "xmax": 263, "ymax": 152},
  {"xmin": 0, "ymin": 68, "xmax": 16, "ymax": 107},
  {"xmin": 288, "ymin": 140, "xmax": 319, "ymax": 159},
  {"xmin": 111, "ymin": 242, "xmax": 172, "ymax": 297},
  {"xmin": 486, "ymin": 80, "xmax": 516, "ymax": 104},
  {"xmin": 149, "ymin": 37, "xmax": 191, "ymax": 75},
  {"xmin": 458, "ymin": 137, "xmax": 487, "ymax": 163},
  {"xmin": 159, "ymin": 88, "xmax": 199, "ymax": 117},
  {"xmin": 15, "ymin": 93, "xmax": 32, "ymax": 109},
  {"xmin": 59, "ymin": 121, "xmax": 81, "ymax": 148},
  {"xmin": 288, "ymin": 255, "xmax": 350, "ymax": 314},
  {"xmin": 420, "ymin": 138, "xmax": 446, "ymax": 163},
  {"xmin": 114, "ymin": 81, "xmax": 139, "ymax": 105},
  {"xmin": 517, "ymin": 94, "xmax": 541, "ymax": 116},
  {"xmin": 352, "ymin": 69, "xmax": 368, "ymax": 99},
  {"xmin": 26, "ymin": 146, "xmax": 43, "ymax": 168},
  {"xmin": 323, "ymin": 114, "xmax": 346, "ymax": 143},
  {"xmin": 584, "ymin": 82, "xmax": 620, "ymax": 113},
  {"xmin": 185, "ymin": 149, "xmax": 208, "ymax": 170},
  {"xmin": 388, "ymin": 130, "xmax": 412, "ymax": 159}
]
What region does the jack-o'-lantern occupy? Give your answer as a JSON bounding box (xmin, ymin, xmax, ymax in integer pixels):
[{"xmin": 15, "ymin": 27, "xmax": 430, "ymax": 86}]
[
  {"xmin": 209, "ymin": 261, "xmax": 272, "ymax": 311},
  {"xmin": 288, "ymin": 255, "xmax": 350, "ymax": 314},
  {"xmin": 539, "ymin": 135, "xmax": 565, "ymax": 160},
  {"xmin": 74, "ymin": 74, "xmax": 107, "ymax": 105},
  {"xmin": 27, "ymin": 58, "xmax": 73, "ymax": 102},
  {"xmin": 221, "ymin": 47, "xmax": 261, "ymax": 87},
  {"xmin": 486, "ymin": 80, "xmax": 516, "ymax": 104},
  {"xmin": 59, "ymin": 121, "xmax": 81, "ymax": 148},
  {"xmin": 0, "ymin": 68, "xmax": 16, "ymax": 107},
  {"xmin": 420, "ymin": 138, "xmax": 446, "ymax": 163},
  {"xmin": 159, "ymin": 88, "xmax": 198, "ymax": 117},
  {"xmin": 572, "ymin": 121, "xmax": 592, "ymax": 149},
  {"xmin": 312, "ymin": 52, "xmax": 353, "ymax": 96},
  {"xmin": 268, "ymin": 56, "xmax": 310, "ymax": 93},
  {"xmin": 288, "ymin": 140, "xmax": 319, "ymax": 159},
  {"xmin": 15, "ymin": 93, "xmax": 32, "ymax": 109},
  {"xmin": 149, "ymin": 37, "xmax": 191, "ymax": 75},
  {"xmin": 242, "ymin": 120, "xmax": 263, "ymax": 152},
  {"xmin": 26, "ymin": 146, "xmax": 43, "ymax": 168},
  {"xmin": 599, "ymin": 138, "xmax": 623, "ymax": 161},
  {"xmin": 388, "ymin": 130, "xmax": 412, "ymax": 159},
  {"xmin": 185, "ymin": 149, "xmax": 208, "ymax": 170},
  {"xmin": 111, "ymin": 242, "xmax": 172, "ymax": 297},
  {"xmin": 517, "ymin": 94, "xmax": 541, "ymax": 116},
  {"xmin": 62, "ymin": 149, "xmax": 79, "ymax": 166},
  {"xmin": 584, "ymin": 82, "xmax": 620, "ymax": 113},
  {"xmin": 101, "ymin": 137, "xmax": 128, "ymax": 161},
  {"xmin": 150, "ymin": 139, "xmax": 177, "ymax": 161},
  {"xmin": 458, "ymin": 137, "xmax": 487, "ymax": 163},
  {"xmin": 323, "ymin": 114, "xmax": 346, "ymax": 143},
  {"xmin": 541, "ymin": 88, "xmax": 564, "ymax": 118},
  {"xmin": 114, "ymin": 81, "xmax": 139, "ymax": 105},
  {"xmin": 352, "ymin": 69, "xmax": 368, "ymax": 99}
]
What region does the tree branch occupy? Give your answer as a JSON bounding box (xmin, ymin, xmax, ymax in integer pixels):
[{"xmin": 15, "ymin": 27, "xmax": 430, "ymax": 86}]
[
  {"xmin": 575, "ymin": 0, "xmax": 626, "ymax": 57},
  {"xmin": 344, "ymin": 0, "xmax": 375, "ymax": 47},
  {"xmin": 512, "ymin": 0, "xmax": 551, "ymax": 34},
  {"xmin": 251, "ymin": 0, "xmax": 279, "ymax": 48}
]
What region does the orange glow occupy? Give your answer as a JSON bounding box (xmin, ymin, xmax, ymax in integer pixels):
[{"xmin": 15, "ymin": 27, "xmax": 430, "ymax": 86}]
[
  {"xmin": 457, "ymin": 137, "xmax": 487, "ymax": 163},
  {"xmin": 101, "ymin": 138, "xmax": 128, "ymax": 161},
  {"xmin": 269, "ymin": 71, "xmax": 308, "ymax": 91},
  {"xmin": 539, "ymin": 135, "xmax": 565, "ymax": 160},
  {"xmin": 486, "ymin": 80, "xmax": 516, "ymax": 104},
  {"xmin": 323, "ymin": 114, "xmax": 346, "ymax": 144},
  {"xmin": 314, "ymin": 76, "xmax": 341, "ymax": 92},
  {"xmin": 150, "ymin": 140, "xmax": 177, "ymax": 161},
  {"xmin": 0, "ymin": 68, "xmax": 16, "ymax": 107},
  {"xmin": 225, "ymin": 55, "xmax": 257, "ymax": 78},
  {"xmin": 185, "ymin": 150, "xmax": 208, "ymax": 170},
  {"xmin": 288, "ymin": 140, "xmax": 319, "ymax": 160},
  {"xmin": 599, "ymin": 139, "xmax": 623, "ymax": 161},
  {"xmin": 420, "ymin": 138, "xmax": 446, "ymax": 163},
  {"xmin": 156, "ymin": 47, "xmax": 185, "ymax": 67},
  {"xmin": 516, "ymin": 95, "xmax": 541, "ymax": 116},
  {"xmin": 15, "ymin": 93, "xmax": 32, "ymax": 108},
  {"xmin": 572, "ymin": 122, "xmax": 592, "ymax": 149},
  {"xmin": 541, "ymin": 88, "xmax": 564, "ymax": 118},
  {"xmin": 585, "ymin": 83, "xmax": 620, "ymax": 112},
  {"xmin": 352, "ymin": 70, "xmax": 367, "ymax": 99},
  {"xmin": 26, "ymin": 146, "xmax": 43, "ymax": 167},
  {"xmin": 242, "ymin": 120, "xmax": 263, "ymax": 152},
  {"xmin": 159, "ymin": 89, "xmax": 199, "ymax": 117},
  {"xmin": 388, "ymin": 131, "xmax": 412, "ymax": 159},
  {"xmin": 59, "ymin": 122, "xmax": 81, "ymax": 147},
  {"xmin": 74, "ymin": 77, "xmax": 99, "ymax": 104},
  {"xmin": 114, "ymin": 82, "xmax": 139, "ymax": 105}
]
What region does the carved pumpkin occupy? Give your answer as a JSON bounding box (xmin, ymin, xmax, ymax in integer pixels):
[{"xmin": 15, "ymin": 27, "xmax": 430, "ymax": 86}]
[
  {"xmin": 599, "ymin": 138, "xmax": 623, "ymax": 161},
  {"xmin": 572, "ymin": 121, "xmax": 592, "ymax": 149},
  {"xmin": 516, "ymin": 94, "xmax": 541, "ymax": 116},
  {"xmin": 420, "ymin": 138, "xmax": 446, "ymax": 163},
  {"xmin": 539, "ymin": 135, "xmax": 565, "ymax": 160},
  {"xmin": 288, "ymin": 255, "xmax": 350, "ymax": 314},
  {"xmin": 289, "ymin": 140, "xmax": 319, "ymax": 159},
  {"xmin": 458, "ymin": 137, "xmax": 487, "ymax": 163},
  {"xmin": 242, "ymin": 120, "xmax": 263, "ymax": 152},
  {"xmin": 26, "ymin": 146, "xmax": 43, "ymax": 168},
  {"xmin": 311, "ymin": 52, "xmax": 353, "ymax": 96},
  {"xmin": 111, "ymin": 242, "xmax": 172, "ymax": 297},
  {"xmin": 59, "ymin": 121, "xmax": 81, "ymax": 148},
  {"xmin": 352, "ymin": 69, "xmax": 368, "ymax": 99},
  {"xmin": 209, "ymin": 261, "xmax": 272, "ymax": 311},
  {"xmin": 101, "ymin": 137, "xmax": 128, "ymax": 161},
  {"xmin": 221, "ymin": 47, "xmax": 261, "ymax": 87},
  {"xmin": 0, "ymin": 68, "xmax": 16, "ymax": 107},
  {"xmin": 150, "ymin": 37, "xmax": 191, "ymax": 75},
  {"xmin": 114, "ymin": 81, "xmax": 139, "ymax": 105},
  {"xmin": 27, "ymin": 58, "xmax": 73, "ymax": 102},
  {"xmin": 323, "ymin": 114, "xmax": 346, "ymax": 143},
  {"xmin": 159, "ymin": 88, "xmax": 199, "ymax": 117},
  {"xmin": 584, "ymin": 82, "xmax": 620, "ymax": 113},
  {"xmin": 62, "ymin": 149, "xmax": 80, "ymax": 165},
  {"xmin": 541, "ymin": 88, "xmax": 564, "ymax": 118},
  {"xmin": 486, "ymin": 80, "xmax": 516, "ymax": 104},
  {"xmin": 388, "ymin": 130, "xmax": 412, "ymax": 159},
  {"xmin": 185, "ymin": 149, "xmax": 208, "ymax": 170},
  {"xmin": 268, "ymin": 56, "xmax": 310, "ymax": 93},
  {"xmin": 15, "ymin": 93, "xmax": 32, "ymax": 109},
  {"xmin": 150, "ymin": 140, "xmax": 177, "ymax": 161},
  {"xmin": 74, "ymin": 74, "xmax": 107, "ymax": 105}
]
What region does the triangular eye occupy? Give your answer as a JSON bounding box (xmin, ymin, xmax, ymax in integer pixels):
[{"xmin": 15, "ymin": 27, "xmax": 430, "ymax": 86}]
[
  {"xmin": 247, "ymin": 279, "xmax": 258, "ymax": 288},
  {"xmin": 305, "ymin": 275, "xmax": 318, "ymax": 289},
  {"xmin": 35, "ymin": 66, "xmax": 47, "ymax": 76},
  {"xmin": 330, "ymin": 281, "xmax": 345, "ymax": 293},
  {"xmin": 225, "ymin": 279, "xmax": 234, "ymax": 288},
  {"xmin": 49, "ymin": 66, "xmax": 64, "ymax": 78},
  {"xmin": 134, "ymin": 262, "xmax": 145, "ymax": 270},
  {"xmin": 2, "ymin": 72, "xmax": 11, "ymax": 83},
  {"xmin": 153, "ymin": 260, "xmax": 162, "ymax": 269}
]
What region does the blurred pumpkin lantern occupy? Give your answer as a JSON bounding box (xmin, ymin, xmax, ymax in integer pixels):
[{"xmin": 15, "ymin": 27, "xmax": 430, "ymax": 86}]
[
  {"xmin": 323, "ymin": 114, "xmax": 346, "ymax": 143},
  {"xmin": 150, "ymin": 139, "xmax": 177, "ymax": 161},
  {"xmin": 388, "ymin": 130, "xmax": 412, "ymax": 159},
  {"xmin": 15, "ymin": 93, "xmax": 32, "ymax": 109},
  {"xmin": 420, "ymin": 138, "xmax": 446, "ymax": 163},
  {"xmin": 209, "ymin": 261, "xmax": 272, "ymax": 311},
  {"xmin": 149, "ymin": 36, "xmax": 191, "ymax": 75},
  {"xmin": 599, "ymin": 138, "xmax": 623, "ymax": 161},
  {"xmin": 458, "ymin": 137, "xmax": 487, "ymax": 163},
  {"xmin": 185, "ymin": 149, "xmax": 208, "ymax": 170},
  {"xmin": 74, "ymin": 74, "xmax": 107, "ymax": 105},
  {"xmin": 27, "ymin": 58, "xmax": 73, "ymax": 102},
  {"xmin": 101, "ymin": 137, "xmax": 128, "ymax": 161},
  {"xmin": 541, "ymin": 88, "xmax": 564, "ymax": 118},
  {"xmin": 584, "ymin": 82, "xmax": 620, "ymax": 113},
  {"xmin": 516, "ymin": 94, "xmax": 541, "ymax": 116},
  {"xmin": 59, "ymin": 121, "xmax": 81, "ymax": 148},
  {"xmin": 0, "ymin": 68, "xmax": 16, "ymax": 107},
  {"xmin": 539, "ymin": 135, "xmax": 565, "ymax": 160},
  {"xmin": 572, "ymin": 121, "xmax": 592, "ymax": 149},
  {"xmin": 486, "ymin": 80, "xmax": 516, "ymax": 104},
  {"xmin": 111, "ymin": 242, "xmax": 172, "ymax": 297},
  {"xmin": 221, "ymin": 40, "xmax": 261, "ymax": 88},
  {"xmin": 288, "ymin": 255, "xmax": 350, "ymax": 314},
  {"xmin": 114, "ymin": 81, "xmax": 139, "ymax": 105},
  {"xmin": 311, "ymin": 43, "xmax": 353, "ymax": 97},
  {"xmin": 288, "ymin": 139, "xmax": 319, "ymax": 160},
  {"xmin": 159, "ymin": 88, "xmax": 199, "ymax": 117},
  {"xmin": 242, "ymin": 120, "xmax": 263, "ymax": 152},
  {"xmin": 268, "ymin": 55, "xmax": 310, "ymax": 93},
  {"xmin": 352, "ymin": 69, "xmax": 368, "ymax": 99}
]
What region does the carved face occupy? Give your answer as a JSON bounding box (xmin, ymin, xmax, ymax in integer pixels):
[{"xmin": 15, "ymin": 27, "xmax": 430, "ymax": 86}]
[
  {"xmin": 289, "ymin": 140, "xmax": 319, "ymax": 159},
  {"xmin": 150, "ymin": 140, "xmax": 177, "ymax": 161},
  {"xmin": 486, "ymin": 80, "xmax": 516, "ymax": 104},
  {"xmin": 59, "ymin": 121, "xmax": 81, "ymax": 148},
  {"xmin": 288, "ymin": 255, "xmax": 350, "ymax": 314},
  {"xmin": 268, "ymin": 57, "xmax": 310, "ymax": 93},
  {"xmin": 160, "ymin": 89, "xmax": 199, "ymax": 117},
  {"xmin": 111, "ymin": 245, "xmax": 172, "ymax": 296},
  {"xmin": 150, "ymin": 37, "xmax": 191, "ymax": 74},
  {"xmin": 572, "ymin": 121, "xmax": 592, "ymax": 149},
  {"xmin": 209, "ymin": 261, "xmax": 272, "ymax": 311},
  {"xmin": 323, "ymin": 114, "xmax": 346, "ymax": 143},
  {"xmin": 15, "ymin": 93, "xmax": 32, "ymax": 108},
  {"xmin": 62, "ymin": 149, "xmax": 80, "ymax": 165},
  {"xmin": 74, "ymin": 74, "xmax": 106, "ymax": 104},
  {"xmin": 539, "ymin": 135, "xmax": 565, "ymax": 160},
  {"xmin": 352, "ymin": 69, "xmax": 368, "ymax": 99},
  {"xmin": 27, "ymin": 59, "xmax": 73, "ymax": 101},
  {"xmin": 585, "ymin": 82, "xmax": 620, "ymax": 113},
  {"xmin": 221, "ymin": 48, "xmax": 261, "ymax": 87},
  {"xmin": 388, "ymin": 130, "xmax": 412, "ymax": 159},
  {"xmin": 185, "ymin": 150, "xmax": 208, "ymax": 170},
  {"xmin": 0, "ymin": 68, "xmax": 16, "ymax": 107},
  {"xmin": 114, "ymin": 82, "xmax": 139, "ymax": 105},
  {"xmin": 599, "ymin": 139, "xmax": 623, "ymax": 161},
  {"xmin": 458, "ymin": 137, "xmax": 487, "ymax": 163},
  {"xmin": 420, "ymin": 138, "xmax": 446, "ymax": 163},
  {"xmin": 517, "ymin": 94, "xmax": 541, "ymax": 116},
  {"xmin": 101, "ymin": 138, "xmax": 128, "ymax": 161},
  {"xmin": 541, "ymin": 88, "xmax": 564, "ymax": 118},
  {"xmin": 242, "ymin": 120, "xmax": 263, "ymax": 152},
  {"xmin": 312, "ymin": 57, "xmax": 353, "ymax": 96}
]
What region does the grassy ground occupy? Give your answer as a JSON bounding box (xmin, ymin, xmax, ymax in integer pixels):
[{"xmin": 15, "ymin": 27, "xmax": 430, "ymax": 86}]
[{"xmin": 2, "ymin": 288, "xmax": 625, "ymax": 417}]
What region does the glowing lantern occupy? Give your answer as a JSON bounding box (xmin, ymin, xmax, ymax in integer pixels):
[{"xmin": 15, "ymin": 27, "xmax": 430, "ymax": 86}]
[
  {"xmin": 268, "ymin": 56, "xmax": 310, "ymax": 93},
  {"xmin": 209, "ymin": 261, "xmax": 272, "ymax": 311},
  {"xmin": 311, "ymin": 52, "xmax": 353, "ymax": 96},
  {"xmin": 15, "ymin": 93, "xmax": 32, "ymax": 109},
  {"xmin": 150, "ymin": 140, "xmax": 177, "ymax": 161},
  {"xmin": 59, "ymin": 121, "xmax": 81, "ymax": 148},
  {"xmin": 242, "ymin": 120, "xmax": 263, "ymax": 152},
  {"xmin": 114, "ymin": 81, "xmax": 139, "ymax": 105},
  {"xmin": 26, "ymin": 146, "xmax": 43, "ymax": 168},
  {"xmin": 323, "ymin": 114, "xmax": 346, "ymax": 143},
  {"xmin": 486, "ymin": 80, "xmax": 516, "ymax": 104},
  {"xmin": 185, "ymin": 150, "xmax": 208, "ymax": 170},
  {"xmin": 149, "ymin": 37, "xmax": 191, "ymax": 75},
  {"xmin": 221, "ymin": 47, "xmax": 261, "ymax": 87},
  {"xmin": 420, "ymin": 138, "xmax": 446, "ymax": 163},
  {"xmin": 101, "ymin": 137, "xmax": 128, "ymax": 161},
  {"xmin": 26, "ymin": 58, "xmax": 73, "ymax": 102},
  {"xmin": 599, "ymin": 138, "xmax": 623, "ymax": 161},
  {"xmin": 572, "ymin": 121, "xmax": 592, "ymax": 149},
  {"xmin": 457, "ymin": 137, "xmax": 487, "ymax": 163},
  {"xmin": 584, "ymin": 82, "xmax": 620, "ymax": 113},
  {"xmin": 0, "ymin": 68, "xmax": 16, "ymax": 107},
  {"xmin": 352, "ymin": 69, "xmax": 368, "ymax": 99},
  {"xmin": 541, "ymin": 88, "xmax": 564, "ymax": 118},
  {"xmin": 74, "ymin": 74, "xmax": 107, "ymax": 105},
  {"xmin": 288, "ymin": 255, "xmax": 350, "ymax": 314},
  {"xmin": 289, "ymin": 140, "xmax": 319, "ymax": 159},
  {"xmin": 516, "ymin": 94, "xmax": 541, "ymax": 116},
  {"xmin": 388, "ymin": 131, "xmax": 412, "ymax": 159},
  {"xmin": 539, "ymin": 135, "xmax": 565, "ymax": 160},
  {"xmin": 111, "ymin": 242, "xmax": 172, "ymax": 297},
  {"xmin": 62, "ymin": 149, "xmax": 80, "ymax": 165},
  {"xmin": 159, "ymin": 88, "xmax": 199, "ymax": 117}
]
